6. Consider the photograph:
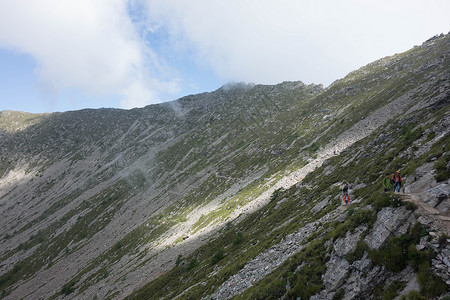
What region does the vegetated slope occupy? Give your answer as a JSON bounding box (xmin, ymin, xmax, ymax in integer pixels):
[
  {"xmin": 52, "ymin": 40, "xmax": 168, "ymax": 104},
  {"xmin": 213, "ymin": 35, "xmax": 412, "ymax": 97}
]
[
  {"xmin": 0, "ymin": 33, "xmax": 448, "ymax": 299},
  {"xmin": 129, "ymin": 34, "xmax": 450, "ymax": 300}
]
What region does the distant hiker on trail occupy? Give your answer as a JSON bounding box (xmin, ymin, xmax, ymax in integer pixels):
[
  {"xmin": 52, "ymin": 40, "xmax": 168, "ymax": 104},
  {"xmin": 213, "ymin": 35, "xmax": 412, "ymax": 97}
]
[
  {"xmin": 392, "ymin": 170, "xmax": 402, "ymax": 193},
  {"xmin": 342, "ymin": 182, "xmax": 350, "ymax": 205},
  {"xmin": 382, "ymin": 173, "xmax": 392, "ymax": 192}
]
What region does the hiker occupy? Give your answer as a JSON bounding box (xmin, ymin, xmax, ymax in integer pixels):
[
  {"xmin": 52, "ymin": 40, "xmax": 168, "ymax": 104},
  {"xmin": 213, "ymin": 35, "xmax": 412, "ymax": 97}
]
[
  {"xmin": 382, "ymin": 173, "xmax": 392, "ymax": 192},
  {"xmin": 392, "ymin": 170, "xmax": 402, "ymax": 193},
  {"xmin": 342, "ymin": 182, "xmax": 350, "ymax": 205}
]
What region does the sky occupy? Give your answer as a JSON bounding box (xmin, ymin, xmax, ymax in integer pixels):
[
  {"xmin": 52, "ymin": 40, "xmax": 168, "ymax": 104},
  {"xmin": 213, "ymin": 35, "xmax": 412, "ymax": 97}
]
[{"xmin": 0, "ymin": 1, "xmax": 449, "ymax": 113}]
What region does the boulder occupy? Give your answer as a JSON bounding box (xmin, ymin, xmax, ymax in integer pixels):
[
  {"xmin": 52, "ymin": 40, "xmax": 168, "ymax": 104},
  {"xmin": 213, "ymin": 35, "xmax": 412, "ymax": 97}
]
[
  {"xmin": 322, "ymin": 255, "xmax": 350, "ymax": 292},
  {"xmin": 333, "ymin": 226, "xmax": 367, "ymax": 257},
  {"xmin": 364, "ymin": 207, "xmax": 412, "ymax": 250},
  {"xmin": 311, "ymin": 196, "xmax": 330, "ymax": 213}
]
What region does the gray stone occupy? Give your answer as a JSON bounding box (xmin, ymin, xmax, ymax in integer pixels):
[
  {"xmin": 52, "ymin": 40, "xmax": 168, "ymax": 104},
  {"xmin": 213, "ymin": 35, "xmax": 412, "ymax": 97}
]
[
  {"xmin": 333, "ymin": 226, "xmax": 367, "ymax": 257},
  {"xmin": 419, "ymin": 236, "xmax": 428, "ymax": 245},
  {"xmin": 344, "ymin": 265, "xmax": 386, "ymax": 300},
  {"xmin": 351, "ymin": 252, "xmax": 371, "ymax": 273},
  {"xmin": 311, "ymin": 196, "xmax": 330, "ymax": 213},
  {"xmin": 443, "ymin": 257, "xmax": 450, "ymax": 268},
  {"xmin": 364, "ymin": 207, "xmax": 413, "ymax": 250},
  {"xmin": 322, "ymin": 255, "xmax": 350, "ymax": 291},
  {"xmin": 417, "ymin": 215, "xmax": 432, "ymax": 226},
  {"xmin": 396, "ymin": 214, "xmax": 416, "ymax": 236},
  {"xmin": 398, "ymin": 272, "xmax": 420, "ymax": 297},
  {"xmin": 416, "ymin": 244, "xmax": 426, "ymax": 251}
]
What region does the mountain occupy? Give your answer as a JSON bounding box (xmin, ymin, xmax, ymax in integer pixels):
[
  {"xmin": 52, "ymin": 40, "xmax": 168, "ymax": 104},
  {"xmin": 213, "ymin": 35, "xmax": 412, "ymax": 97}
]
[{"xmin": 0, "ymin": 33, "xmax": 449, "ymax": 299}]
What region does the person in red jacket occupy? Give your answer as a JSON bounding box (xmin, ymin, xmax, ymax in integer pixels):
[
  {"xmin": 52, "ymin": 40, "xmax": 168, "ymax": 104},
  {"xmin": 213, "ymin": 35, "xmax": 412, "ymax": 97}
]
[
  {"xmin": 342, "ymin": 182, "xmax": 350, "ymax": 205},
  {"xmin": 392, "ymin": 170, "xmax": 402, "ymax": 193}
]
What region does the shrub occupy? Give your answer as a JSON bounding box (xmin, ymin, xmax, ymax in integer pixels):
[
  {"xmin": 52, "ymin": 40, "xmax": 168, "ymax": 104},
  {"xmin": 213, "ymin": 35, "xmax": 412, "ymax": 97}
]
[
  {"xmin": 434, "ymin": 155, "xmax": 450, "ymax": 182},
  {"xmin": 380, "ymin": 280, "xmax": 406, "ymax": 300},
  {"xmin": 348, "ymin": 209, "xmax": 375, "ymax": 231},
  {"xmin": 211, "ymin": 249, "xmax": 225, "ymax": 265},
  {"xmin": 371, "ymin": 192, "xmax": 391, "ymax": 211},
  {"xmin": 347, "ymin": 206, "xmax": 355, "ymax": 216},
  {"xmin": 224, "ymin": 222, "xmax": 233, "ymax": 231},
  {"xmin": 346, "ymin": 240, "xmax": 369, "ymax": 264},
  {"xmin": 408, "ymin": 223, "xmax": 427, "ymax": 244},
  {"xmin": 371, "ymin": 192, "xmax": 401, "ymax": 211},
  {"xmin": 417, "ymin": 263, "xmax": 447, "ymax": 298},
  {"xmin": 369, "ymin": 237, "xmax": 407, "ymax": 272},
  {"xmin": 332, "ymin": 288, "xmax": 345, "ymax": 300},
  {"xmin": 233, "ymin": 232, "xmax": 244, "ymax": 245},
  {"xmin": 287, "ymin": 259, "xmax": 326, "ymax": 299},
  {"xmin": 175, "ymin": 254, "xmax": 183, "ymax": 267},
  {"xmin": 438, "ymin": 234, "xmax": 448, "ymax": 247},
  {"xmin": 404, "ymin": 201, "xmax": 417, "ymax": 211},
  {"xmin": 61, "ymin": 281, "xmax": 76, "ymax": 295},
  {"xmin": 400, "ymin": 290, "xmax": 426, "ymax": 300},
  {"xmin": 308, "ymin": 142, "xmax": 320, "ymax": 153},
  {"xmin": 270, "ymin": 188, "xmax": 284, "ymax": 202},
  {"xmin": 185, "ymin": 258, "xmax": 198, "ymax": 271}
]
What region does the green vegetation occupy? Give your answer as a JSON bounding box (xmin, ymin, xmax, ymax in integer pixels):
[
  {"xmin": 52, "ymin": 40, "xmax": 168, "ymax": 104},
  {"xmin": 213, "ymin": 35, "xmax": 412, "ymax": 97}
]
[
  {"xmin": 0, "ymin": 111, "xmax": 49, "ymax": 132},
  {"xmin": 60, "ymin": 281, "xmax": 77, "ymax": 296},
  {"xmin": 368, "ymin": 223, "xmax": 447, "ymax": 298},
  {"xmin": 372, "ymin": 280, "xmax": 406, "ymax": 300},
  {"xmin": 434, "ymin": 153, "xmax": 450, "ymax": 182},
  {"xmin": 211, "ymin": 249, "xmax": 225, "ymax": 265}
]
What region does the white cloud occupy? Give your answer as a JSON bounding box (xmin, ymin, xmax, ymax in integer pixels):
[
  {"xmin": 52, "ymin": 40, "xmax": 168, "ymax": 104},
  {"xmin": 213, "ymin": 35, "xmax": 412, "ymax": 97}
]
[
  {"xmin": 0, "ymin": 0, "xmax": 178, "ymax": 109},
  {"xmin": 143, "ymin": 0, "xmax": 450, "ymax": 86}
]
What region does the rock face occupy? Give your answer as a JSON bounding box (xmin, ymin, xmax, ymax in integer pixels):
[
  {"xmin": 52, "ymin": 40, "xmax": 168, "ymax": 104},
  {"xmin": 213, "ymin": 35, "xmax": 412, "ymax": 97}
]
[
  {"xmin": 333, "ymin": 226, "xmax": 367, "ymax": 256},
  {"xmin": 422, "ymin": 183, "xmax": 450, "ymax": 213},
  {"xmin": 364, "ymin": 207, "xmax": 413, "ymax": 250},
  {"xmin": 210, "ymin": 208, "xmax": 345, "ymax": 299}
]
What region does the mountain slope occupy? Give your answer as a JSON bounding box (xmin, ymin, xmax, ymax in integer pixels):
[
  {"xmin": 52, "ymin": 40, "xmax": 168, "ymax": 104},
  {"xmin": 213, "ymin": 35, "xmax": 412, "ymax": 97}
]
[{"xmin": 0, "ymin": 33, "xmax": 449, "ymax": 299}]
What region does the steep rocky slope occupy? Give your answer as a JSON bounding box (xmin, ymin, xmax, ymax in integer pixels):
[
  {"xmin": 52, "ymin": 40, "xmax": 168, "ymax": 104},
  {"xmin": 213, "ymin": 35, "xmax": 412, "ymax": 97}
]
[{"xmin": 0, "ymin": 33, "xmax": 449, "ymax": 299}]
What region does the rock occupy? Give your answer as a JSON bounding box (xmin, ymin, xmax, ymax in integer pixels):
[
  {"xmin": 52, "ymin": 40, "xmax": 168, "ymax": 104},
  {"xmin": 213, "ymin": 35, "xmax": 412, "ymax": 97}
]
[
  {"xmin": 344, "ymin": 265, "xmax": 386, "ymax": 299},
  {"xmin": 396, "ymin": 214, "xmax": 416, "ymax": 236},
  {"xmin": 398, "ymin": 271, "xmax": 420, "ymax": 297},
  {"xmin": 443, "ymin": 257, "xmax": 450, "ymax": 268},
  {"xmin": 353, "ymin": 183, "xmax": 367, "ymax": 190},
  {"xmin": 419, "ymin": 236, "xmax": 428, "ymax": 245},
  {"xmin": 311, "ymin": 196, "xmax": 330, "ymax": 213},
  {"xmin": 418, "ymin": 215, "xmax": 432, "ymax": 226},
  {"xmin": 333, "ymin": 226, "xmax": 367, "ymax": 257},
  {"xmin": 351, "ymin": 252, "xmax": 371, "ymax": 273},
  {"xmin": 415, "ymin": 183, "xmax": 450, "ymax": 208},
  {"xmin": 322, "ymin": 255, "xmax": 350, "ymax": 291},
  {"xmin": 274, "ymin": 198, "xmax": 288, "ymax": 209},
  {"xmin": 416, "ymin": 244, "xmax": 426, "ymax": 251},
  {"xmin": 365, "ymin": 207, "xmax": 412, "ymax": 250}
]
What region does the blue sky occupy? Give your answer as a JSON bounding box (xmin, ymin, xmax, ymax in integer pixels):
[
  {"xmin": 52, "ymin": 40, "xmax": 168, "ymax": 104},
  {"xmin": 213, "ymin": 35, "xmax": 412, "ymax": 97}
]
[{"xmin": 0, "ymin": 0, "xmax": 449, "ymax": 113}]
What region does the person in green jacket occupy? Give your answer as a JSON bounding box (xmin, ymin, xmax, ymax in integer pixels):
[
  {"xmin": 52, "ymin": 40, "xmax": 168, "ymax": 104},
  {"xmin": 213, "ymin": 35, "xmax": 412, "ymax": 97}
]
[{"xmin": 382, "ymin": 173, "xmax": 392, "ymax": 192}]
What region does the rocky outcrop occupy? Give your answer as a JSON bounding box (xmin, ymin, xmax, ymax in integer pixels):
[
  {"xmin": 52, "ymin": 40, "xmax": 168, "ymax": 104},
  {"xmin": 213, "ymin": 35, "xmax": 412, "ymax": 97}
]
[
  {"xmin": 364, "ymin": 207, "xmax": 414, "ymax": 250},
  {"xmin": 209, "ymin": 207, "xmax": 346, "ymax": 299}
]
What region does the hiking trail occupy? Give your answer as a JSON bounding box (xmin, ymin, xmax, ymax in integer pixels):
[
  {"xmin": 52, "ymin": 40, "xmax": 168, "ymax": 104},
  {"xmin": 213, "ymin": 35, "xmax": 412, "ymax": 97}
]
[{"xmin": 399, "ymin": 193, "xmax": 450, "ymax": 236}]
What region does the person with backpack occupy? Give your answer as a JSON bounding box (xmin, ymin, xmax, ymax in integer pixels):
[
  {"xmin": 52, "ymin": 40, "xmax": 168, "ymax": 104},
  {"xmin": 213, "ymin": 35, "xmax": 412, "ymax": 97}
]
[
  {"xmin": 342, "ymin": 182, "xmax": 350, "ymax": 205},
  {"xmin": 382, "ymin": 173, "xmax": 392, "ymax": 192},
  {"xmin": 392, "ymin": 170, "xmax": 402, "ymax": 193}
]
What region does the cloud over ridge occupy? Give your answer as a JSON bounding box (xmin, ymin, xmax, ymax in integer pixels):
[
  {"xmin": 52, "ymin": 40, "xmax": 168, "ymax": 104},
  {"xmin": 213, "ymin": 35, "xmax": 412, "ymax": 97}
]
[{"xmin": 0, "ymin": 0, "xmax": 177, "ymax": 109}]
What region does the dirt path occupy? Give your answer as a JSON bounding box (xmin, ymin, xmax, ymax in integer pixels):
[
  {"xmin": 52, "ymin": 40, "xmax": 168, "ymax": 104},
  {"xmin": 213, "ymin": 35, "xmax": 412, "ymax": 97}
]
[{"xmin": 399, "ymin": 193, "xmax": 450, "ymax": 235}]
